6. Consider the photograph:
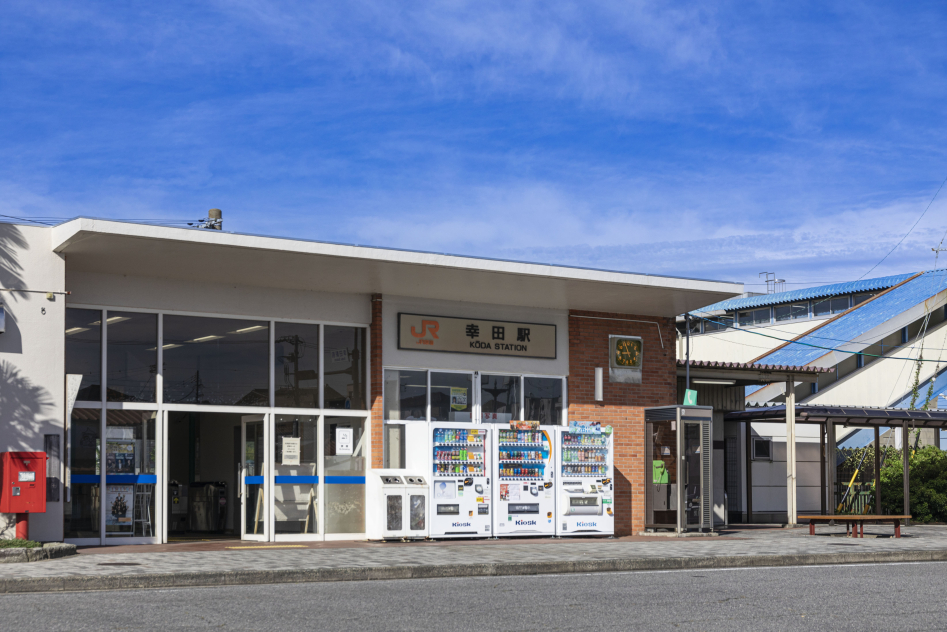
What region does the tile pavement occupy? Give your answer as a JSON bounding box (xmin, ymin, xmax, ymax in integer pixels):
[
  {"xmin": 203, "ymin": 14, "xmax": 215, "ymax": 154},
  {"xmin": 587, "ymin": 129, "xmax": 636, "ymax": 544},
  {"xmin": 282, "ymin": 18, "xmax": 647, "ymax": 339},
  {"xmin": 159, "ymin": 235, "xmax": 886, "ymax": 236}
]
[{"xmin": 4, "ymin": 525, "xmax": 947, "ymax": 583}]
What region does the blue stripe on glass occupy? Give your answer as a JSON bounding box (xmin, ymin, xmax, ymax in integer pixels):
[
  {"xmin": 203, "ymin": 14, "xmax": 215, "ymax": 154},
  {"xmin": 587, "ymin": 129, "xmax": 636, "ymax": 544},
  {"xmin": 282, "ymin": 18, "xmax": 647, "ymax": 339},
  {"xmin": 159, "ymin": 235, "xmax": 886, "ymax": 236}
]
[
  {"xmin": 275, "ymin": 476, "xmax": 319, "ymax": 484},
  {"xmin": 245, "ymin": 476, "xmax": 264, "ymax": 484},
  {"xmin": 325, "ymin": 476, "xmax": 365, "ymax": 485},
  {"xmin": 70, "ymin": 474, "xmax": 159, "ymax": 484}
]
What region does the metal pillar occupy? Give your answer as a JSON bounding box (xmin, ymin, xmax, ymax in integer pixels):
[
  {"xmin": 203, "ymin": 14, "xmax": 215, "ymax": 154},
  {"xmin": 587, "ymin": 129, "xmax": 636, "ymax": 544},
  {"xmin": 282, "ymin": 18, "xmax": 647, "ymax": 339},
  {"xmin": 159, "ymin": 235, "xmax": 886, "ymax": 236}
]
[
  {"xmin": 874, "ymin": 426, "xmax": 881, "ymax": 515},
  {"xmin": 902, "ymin": 422, "xmax": 910, "ymax": 524},
  {"xmin": 745, "ymin": 421, "xmax": 753, "ymax": 523},
  {"xmin": 826, "ymin": 421, "xmax": 836, "ymax": 516},
  {"xmin": 785, "ymin": 380, "xmax": 797, "ymax": 525},
  {"xmin": 820, "ymin": 423, "xmax": 826, "ymax": 515}
]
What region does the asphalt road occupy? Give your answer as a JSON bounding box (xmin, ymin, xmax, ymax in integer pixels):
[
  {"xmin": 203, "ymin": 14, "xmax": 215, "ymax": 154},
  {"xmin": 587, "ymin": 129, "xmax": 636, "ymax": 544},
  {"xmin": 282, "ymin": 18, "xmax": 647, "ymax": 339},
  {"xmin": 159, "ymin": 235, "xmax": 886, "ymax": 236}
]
[{"xmin": 5, "ymin": 561, "xmax": 947, "ymax": 631}]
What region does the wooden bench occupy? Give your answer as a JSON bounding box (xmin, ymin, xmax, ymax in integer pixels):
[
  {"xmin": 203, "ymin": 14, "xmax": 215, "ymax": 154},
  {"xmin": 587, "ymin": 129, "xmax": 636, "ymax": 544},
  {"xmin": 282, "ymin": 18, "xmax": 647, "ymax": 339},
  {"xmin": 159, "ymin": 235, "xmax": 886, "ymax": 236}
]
[{"xmin": 798, "ymin": 515, "xmax": 911, "ymax": 538}]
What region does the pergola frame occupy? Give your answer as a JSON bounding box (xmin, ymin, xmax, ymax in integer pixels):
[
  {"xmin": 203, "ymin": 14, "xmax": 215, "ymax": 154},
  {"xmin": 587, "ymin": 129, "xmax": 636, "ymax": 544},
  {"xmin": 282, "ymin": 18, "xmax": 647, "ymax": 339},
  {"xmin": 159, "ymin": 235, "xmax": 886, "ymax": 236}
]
[{"xmin": 726, "ymin": 405, "xmax": 947, "ymax": 524}]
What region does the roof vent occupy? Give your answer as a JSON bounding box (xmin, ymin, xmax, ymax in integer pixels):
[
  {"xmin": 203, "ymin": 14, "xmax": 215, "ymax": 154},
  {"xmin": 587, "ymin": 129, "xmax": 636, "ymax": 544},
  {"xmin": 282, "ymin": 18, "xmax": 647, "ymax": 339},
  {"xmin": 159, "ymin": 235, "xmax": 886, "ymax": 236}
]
[{"xmin": 201, "ymin": 209, "xmax": 222, "ymax": 230}]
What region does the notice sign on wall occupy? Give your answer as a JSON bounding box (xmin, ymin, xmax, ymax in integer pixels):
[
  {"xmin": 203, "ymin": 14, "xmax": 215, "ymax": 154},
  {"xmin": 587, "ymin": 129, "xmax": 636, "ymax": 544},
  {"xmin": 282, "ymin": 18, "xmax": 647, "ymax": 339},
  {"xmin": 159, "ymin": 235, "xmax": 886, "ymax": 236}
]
[{"xmin": 398, "ymin": 313, "xmax": 556, "ymax": 359}]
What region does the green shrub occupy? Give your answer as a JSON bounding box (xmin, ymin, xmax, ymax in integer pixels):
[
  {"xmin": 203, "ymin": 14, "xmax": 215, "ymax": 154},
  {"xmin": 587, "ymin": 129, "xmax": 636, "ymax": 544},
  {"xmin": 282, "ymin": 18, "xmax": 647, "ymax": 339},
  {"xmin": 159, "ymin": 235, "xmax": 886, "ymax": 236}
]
[
  {"xmin": 880, "ymin": 445, "xmax": 947, "ymax": 523},
  {"xmin": 0, "ymin": 539, "xmax": 43, "ymax": 549}
]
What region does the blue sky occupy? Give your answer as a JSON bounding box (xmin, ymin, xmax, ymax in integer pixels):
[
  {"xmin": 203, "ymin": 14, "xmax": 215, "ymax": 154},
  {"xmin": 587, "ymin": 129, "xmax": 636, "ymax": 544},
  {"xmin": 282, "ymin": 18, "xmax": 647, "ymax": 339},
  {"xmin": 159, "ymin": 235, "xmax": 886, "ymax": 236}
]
[{"xmin": 3, "ymin": 1, "xmax": 947, "ymax": 288}]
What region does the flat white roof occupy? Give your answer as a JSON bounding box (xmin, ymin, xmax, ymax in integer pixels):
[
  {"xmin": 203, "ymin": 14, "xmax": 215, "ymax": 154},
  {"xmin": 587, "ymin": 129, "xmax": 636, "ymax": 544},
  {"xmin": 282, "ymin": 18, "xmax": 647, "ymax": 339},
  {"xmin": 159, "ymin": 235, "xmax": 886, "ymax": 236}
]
[{"xmin": 51, "ymin": 218, "xmax": 742, "ymax": 316}]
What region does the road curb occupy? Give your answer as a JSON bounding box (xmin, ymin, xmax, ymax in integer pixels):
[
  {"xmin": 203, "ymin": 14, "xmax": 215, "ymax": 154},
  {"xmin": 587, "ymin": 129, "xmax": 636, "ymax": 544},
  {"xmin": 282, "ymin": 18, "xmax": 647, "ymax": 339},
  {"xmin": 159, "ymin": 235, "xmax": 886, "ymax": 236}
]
[{"xmin": 3, "ymin": 549, "xmax": 947, "ymax": 593}]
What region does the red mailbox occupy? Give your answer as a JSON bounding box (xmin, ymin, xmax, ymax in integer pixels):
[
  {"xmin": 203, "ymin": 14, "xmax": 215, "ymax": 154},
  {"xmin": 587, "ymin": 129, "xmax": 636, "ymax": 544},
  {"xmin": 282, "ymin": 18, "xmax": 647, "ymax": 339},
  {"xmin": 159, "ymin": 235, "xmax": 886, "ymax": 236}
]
[{"xmin": 1, "ymin": 452, "xmax": 47, "ymax": 540}]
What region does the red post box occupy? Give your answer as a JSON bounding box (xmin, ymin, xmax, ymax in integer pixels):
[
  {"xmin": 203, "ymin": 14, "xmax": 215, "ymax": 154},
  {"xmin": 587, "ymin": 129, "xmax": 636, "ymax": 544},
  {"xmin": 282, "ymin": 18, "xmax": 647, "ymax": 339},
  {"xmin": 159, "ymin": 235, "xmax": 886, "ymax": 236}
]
[{"xmin": 1, "ymin": 452, "xmax": 47, "ymax": 540}]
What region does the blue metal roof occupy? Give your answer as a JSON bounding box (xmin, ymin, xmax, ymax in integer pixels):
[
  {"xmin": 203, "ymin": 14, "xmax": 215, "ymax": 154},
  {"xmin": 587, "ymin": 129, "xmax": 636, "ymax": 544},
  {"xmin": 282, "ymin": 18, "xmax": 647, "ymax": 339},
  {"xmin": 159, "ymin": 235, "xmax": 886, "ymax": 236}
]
[
  {"xmin": 755, "ymin": 270, "xmax": 947, "ymax": 368},
  {"xmin": 697, "ymin": 272, "xmax": 914, "ymax": 313}
]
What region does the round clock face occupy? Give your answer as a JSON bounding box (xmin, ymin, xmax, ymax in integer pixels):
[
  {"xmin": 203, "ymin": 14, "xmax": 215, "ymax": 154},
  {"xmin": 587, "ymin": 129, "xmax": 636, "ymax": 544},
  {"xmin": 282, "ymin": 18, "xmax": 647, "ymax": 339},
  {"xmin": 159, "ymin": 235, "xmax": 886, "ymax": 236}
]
[{"xmin": 614, "ymin": 338, "xmax": 641, "ymax": 367}]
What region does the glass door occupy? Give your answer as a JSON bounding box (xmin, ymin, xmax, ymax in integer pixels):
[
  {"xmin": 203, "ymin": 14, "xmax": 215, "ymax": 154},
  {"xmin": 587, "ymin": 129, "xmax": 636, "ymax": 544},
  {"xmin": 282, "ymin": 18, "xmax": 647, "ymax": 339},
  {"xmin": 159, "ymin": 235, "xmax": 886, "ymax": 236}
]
[
  {"xmin": 241, "ymin": 415, "xmax": 267, "ymax": 541},
  {"xmin": 683, "ymin": 422, "xmax": 702, "ymax": 529},
  {"xmin": 273, "ymin": 415, "xmax": 320, "ymax": 540}
]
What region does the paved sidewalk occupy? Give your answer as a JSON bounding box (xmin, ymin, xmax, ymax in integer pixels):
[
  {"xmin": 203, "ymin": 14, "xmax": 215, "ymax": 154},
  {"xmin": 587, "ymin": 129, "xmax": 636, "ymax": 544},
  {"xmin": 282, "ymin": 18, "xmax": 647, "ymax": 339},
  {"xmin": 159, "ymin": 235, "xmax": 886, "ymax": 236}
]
[{"xmin": 4, "ymin": 525, "xmax": 947, "ymax": 593}]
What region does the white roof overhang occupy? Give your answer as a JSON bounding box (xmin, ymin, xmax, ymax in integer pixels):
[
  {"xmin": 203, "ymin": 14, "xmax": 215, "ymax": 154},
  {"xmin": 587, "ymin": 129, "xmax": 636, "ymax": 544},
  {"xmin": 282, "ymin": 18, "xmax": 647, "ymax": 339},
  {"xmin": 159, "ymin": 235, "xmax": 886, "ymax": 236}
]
[{"xmin": 52, "ymin": 219, "xmax": 742, "ymax": 316}]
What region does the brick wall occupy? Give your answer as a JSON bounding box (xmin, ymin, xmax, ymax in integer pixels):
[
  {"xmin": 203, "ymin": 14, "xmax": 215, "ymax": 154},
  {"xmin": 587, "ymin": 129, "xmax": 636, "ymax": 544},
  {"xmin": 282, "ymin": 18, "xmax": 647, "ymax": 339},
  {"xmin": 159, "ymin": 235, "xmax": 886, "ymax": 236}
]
[
  {"xmin": 568, "ymin": 310, "xmax": 678, "ymax": 535},
  {"xmin": 370, "ymin": 294, "xmax": 384, "ymax": 469}
]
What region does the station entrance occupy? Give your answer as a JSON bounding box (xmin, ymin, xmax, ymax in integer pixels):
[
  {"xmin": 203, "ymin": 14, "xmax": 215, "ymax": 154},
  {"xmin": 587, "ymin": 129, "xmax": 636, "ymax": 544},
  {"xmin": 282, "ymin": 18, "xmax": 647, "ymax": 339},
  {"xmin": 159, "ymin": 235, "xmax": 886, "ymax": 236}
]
[{"xmin": 166, "ymin": 412, "xmax": 253, "ymax": 541}]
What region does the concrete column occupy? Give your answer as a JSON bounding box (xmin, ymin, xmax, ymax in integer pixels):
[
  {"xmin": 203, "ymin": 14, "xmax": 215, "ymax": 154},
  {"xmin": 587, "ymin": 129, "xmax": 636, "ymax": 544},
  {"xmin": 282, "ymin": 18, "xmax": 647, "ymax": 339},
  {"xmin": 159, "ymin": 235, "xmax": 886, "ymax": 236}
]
[
  {"xmin": 874, "ymin": 426, "xmax": 881, "ymax": 515},
  {"xmin": 785, "ymin": 380, "xmax": 797, "ymax": 525},
  {"xmin": 902, "ymin": 422, "xmax": 910, "ymax": 524}
]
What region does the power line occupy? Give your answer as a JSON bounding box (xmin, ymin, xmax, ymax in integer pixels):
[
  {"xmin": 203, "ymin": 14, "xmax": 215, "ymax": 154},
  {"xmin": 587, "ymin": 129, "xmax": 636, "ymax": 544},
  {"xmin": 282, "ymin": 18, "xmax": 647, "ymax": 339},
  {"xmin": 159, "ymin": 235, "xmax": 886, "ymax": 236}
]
[{"xmin": 858, "ymin": 172, "xmax": 947, "ymax": 280}]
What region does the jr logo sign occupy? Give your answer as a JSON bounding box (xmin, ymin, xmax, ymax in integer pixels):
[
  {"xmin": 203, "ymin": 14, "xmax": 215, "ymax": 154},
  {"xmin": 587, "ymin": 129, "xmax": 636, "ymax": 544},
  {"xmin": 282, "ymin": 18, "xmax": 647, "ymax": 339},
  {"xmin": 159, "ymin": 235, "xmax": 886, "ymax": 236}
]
[{"xmin": 410, "ymin": 320, "xmax": 439, "ymax": 345}]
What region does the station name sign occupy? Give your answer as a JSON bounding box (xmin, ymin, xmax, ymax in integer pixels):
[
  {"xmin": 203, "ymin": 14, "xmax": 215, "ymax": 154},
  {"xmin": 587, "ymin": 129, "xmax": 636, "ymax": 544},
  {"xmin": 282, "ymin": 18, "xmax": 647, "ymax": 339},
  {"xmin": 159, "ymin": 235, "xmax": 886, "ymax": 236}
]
[{"xmin": 398, "ymin": 313, "xmax": 556, "ymax": 359}]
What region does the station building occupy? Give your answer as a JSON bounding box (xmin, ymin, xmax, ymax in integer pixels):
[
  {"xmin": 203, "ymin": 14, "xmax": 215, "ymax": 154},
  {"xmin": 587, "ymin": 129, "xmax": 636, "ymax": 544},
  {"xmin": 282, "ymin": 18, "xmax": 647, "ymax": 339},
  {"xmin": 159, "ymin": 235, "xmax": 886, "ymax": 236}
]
[{"xmin": 0, "ymin": 218, "xmax": 740, "ymax": 544}]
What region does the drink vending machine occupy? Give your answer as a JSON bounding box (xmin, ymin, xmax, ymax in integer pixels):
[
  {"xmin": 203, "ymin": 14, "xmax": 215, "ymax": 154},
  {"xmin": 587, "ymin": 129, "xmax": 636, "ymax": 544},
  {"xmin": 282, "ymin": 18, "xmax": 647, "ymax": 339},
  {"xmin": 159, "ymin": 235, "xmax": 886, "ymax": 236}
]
[
  {"xmin": 429, "ymin": 423, "xmax": 492, "ymax": 538},
  {"xmin": 556, "ymin": 422, "xmax": 614, "ymax": 536},
  {"xmin": 493, "ymin": 425, "xmax": 556, "ymax": 536}
]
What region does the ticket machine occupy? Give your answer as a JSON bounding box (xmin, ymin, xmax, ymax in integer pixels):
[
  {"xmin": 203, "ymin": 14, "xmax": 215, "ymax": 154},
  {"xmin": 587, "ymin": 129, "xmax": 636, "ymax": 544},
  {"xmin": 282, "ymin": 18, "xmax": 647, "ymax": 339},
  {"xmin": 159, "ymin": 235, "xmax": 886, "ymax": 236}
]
[{"xmin": 0, "ymin": 451, "xmax": 47, "ymax": 539}]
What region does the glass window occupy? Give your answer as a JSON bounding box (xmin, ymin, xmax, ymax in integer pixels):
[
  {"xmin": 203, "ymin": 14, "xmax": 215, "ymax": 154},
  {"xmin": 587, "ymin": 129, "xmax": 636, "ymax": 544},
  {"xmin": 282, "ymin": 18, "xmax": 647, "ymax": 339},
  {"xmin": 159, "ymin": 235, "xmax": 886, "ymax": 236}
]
[
  {"xmin": 480, "ymin": 374, "xmax": 521, "ymax": 423},
  {"xmin": 524, "ymin": 377, "xmax": 563, "ymax": 425},
  {"xmin": 430, "ymin": 372, "xmax": 473, "ymax": 422},
  {"xmin": 813, "ymin": 296, "xmax": 850, "ymax": 317},
  {"xmin": 162, "ymin": 316, "xmax": 269, "ymax": 406},
  {"xmin": 106, "ymin": 312, "xmax": 157, "ymax": 402},
  {"xmin": 703, "ymin": 316, "xmax": 733, "ymax": 332},
  {"xmin": 853, "ymin": 292, "xmax": 876, "ymax": 306},
  {"xmin": 324, "ymin": 417, "xmax": 366, "ymax": 534},
  {"xmin": 323, "ymin": 326, "xmax": 366, "ymax": 410},
  {"xmin": 274, "ymin": 415, "xmax": 318, "ymax": 535},
  {"xmin": 738, "ymin": 308, "xmax": 771, "ymax": 326},
  {"xmin": 774, "ymin": 303, "xmax": 808, "ymax": 322},
  {"xmin": 105, "ymin": 411, "xmax": 156, "ymax": 538},
  {"xmin": 274, "ymin": 322, "xmax": 320, "ymax": 408},
  {"xmin": 65, "ymin": 308, "xmax": 102, "ymax": 402},
  {"xmin": 384, "ymin": 369, "xmax": 427, "ymax": 421},
  {"xmin": 65, "ymin": 409, "xmax": 100, "ymax": 538}
]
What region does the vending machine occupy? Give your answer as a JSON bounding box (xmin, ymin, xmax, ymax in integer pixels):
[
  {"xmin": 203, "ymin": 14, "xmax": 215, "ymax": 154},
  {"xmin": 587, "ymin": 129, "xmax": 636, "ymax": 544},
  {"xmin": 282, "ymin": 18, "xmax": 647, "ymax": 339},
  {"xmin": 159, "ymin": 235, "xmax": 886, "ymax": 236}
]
[
  {"xmin": 429, "ymin": 423, "xmax": 492, "ymax": 538},
  {"xmin": 556, "ymin": 422, "xmax": 614, "ymax": 536},
  {"xmin": 493, "ymin": 424, "xmax": 556, "ymax": 537}
]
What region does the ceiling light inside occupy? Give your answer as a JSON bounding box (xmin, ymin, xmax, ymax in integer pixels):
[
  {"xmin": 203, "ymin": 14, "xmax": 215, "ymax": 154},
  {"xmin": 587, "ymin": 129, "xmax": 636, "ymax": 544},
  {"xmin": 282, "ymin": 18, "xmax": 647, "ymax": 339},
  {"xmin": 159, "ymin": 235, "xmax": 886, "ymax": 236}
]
[
  {"xmin": 691, "ymin": 378, "xmax": 737, "ymax": 386},
  {"xmin": 65, "ymin": 327, "xmax": 90, "ymax": 336},
  {"xmin": 230, "ymin": 325, "xmax": 267, "ymax": 334},
  {"xmin": 188, "ymin": 335, "xmax": 224, "ymax": 343}
]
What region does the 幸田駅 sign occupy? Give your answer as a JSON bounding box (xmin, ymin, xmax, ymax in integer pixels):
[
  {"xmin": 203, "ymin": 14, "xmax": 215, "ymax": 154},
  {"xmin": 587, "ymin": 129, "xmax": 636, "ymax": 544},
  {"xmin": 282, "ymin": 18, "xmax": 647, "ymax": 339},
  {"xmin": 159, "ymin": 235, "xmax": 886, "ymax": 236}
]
[{"xmin": 398, "ymin": 313, "xmax": 556, "ymax": 359}]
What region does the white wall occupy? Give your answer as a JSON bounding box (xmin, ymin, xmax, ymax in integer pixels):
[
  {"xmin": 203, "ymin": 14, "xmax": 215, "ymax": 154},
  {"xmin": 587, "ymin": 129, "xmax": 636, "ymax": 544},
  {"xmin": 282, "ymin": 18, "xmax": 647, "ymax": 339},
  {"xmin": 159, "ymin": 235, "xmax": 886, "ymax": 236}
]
[
  {"xmin": 684, "ymin": 319, "xmax": 821, "ymax": 364},
  {"xmin": 67, "ymin": 270, "xmax": 370, "ymax": 325},
  {"xmin": 750, "ymin": 421, "xmax": 822, "ymax": 518},
  {"xmin": 383, "ymin": 295, "xmax": 569, "ymax": 376},
  {"xmin": 0, "ymin": 224, "xmax": 66, "ymax": 540}
]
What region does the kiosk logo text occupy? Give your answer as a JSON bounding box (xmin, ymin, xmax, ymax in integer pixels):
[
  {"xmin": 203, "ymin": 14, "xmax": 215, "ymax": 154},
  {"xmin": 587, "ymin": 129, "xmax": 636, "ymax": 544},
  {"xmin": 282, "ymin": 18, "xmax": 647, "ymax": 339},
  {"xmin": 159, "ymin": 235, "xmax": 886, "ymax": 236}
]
[
  {"xmin": 452, "ymin": 521, "xmax": 472, "ymax": 528},
  {"xmin": 576, "ymin": 521, "xmax": 597, "ymax": 528},
  {"xmin": 515, "ymin": 519, "xmax": 537, "ymax": 526}
]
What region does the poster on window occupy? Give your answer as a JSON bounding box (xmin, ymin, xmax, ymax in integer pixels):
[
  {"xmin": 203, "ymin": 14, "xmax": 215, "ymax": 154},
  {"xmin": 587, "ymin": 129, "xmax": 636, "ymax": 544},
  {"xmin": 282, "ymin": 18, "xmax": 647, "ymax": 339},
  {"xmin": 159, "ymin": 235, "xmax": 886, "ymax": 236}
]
[
  {"xmin": 336, "ymin": 427, "xmax": 353, "ymax": 456},
  {"xmin": 282, "ymin": 437, "xmax": 301, "ymax": 466},
  {"xmin": 106, "ymin": 440, "xmax": 136, "ymax": 474},
  {"xmin": 106, "ymin": 484, "xmax": 135, "ymax": 532},
  {"xmin": 450, "ymin": 387, "xmax": 468, "ymax": 411}
]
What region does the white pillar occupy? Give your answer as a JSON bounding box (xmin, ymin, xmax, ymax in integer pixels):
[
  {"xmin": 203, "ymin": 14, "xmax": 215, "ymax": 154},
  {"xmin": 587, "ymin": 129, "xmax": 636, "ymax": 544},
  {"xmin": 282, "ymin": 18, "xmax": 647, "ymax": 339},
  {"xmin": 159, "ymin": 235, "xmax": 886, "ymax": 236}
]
[{"xmin": 786, "ymin": 380, "xmax": 797, "ymax": 525}]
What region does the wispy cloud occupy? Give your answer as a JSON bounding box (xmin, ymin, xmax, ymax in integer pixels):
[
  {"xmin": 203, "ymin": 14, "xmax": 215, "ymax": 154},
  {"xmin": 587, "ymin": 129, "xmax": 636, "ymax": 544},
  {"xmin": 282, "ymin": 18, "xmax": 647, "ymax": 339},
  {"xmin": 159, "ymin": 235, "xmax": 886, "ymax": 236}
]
[{"xmin": 1, "ymin": 0, "xmax": 947, "ymax": 290}]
